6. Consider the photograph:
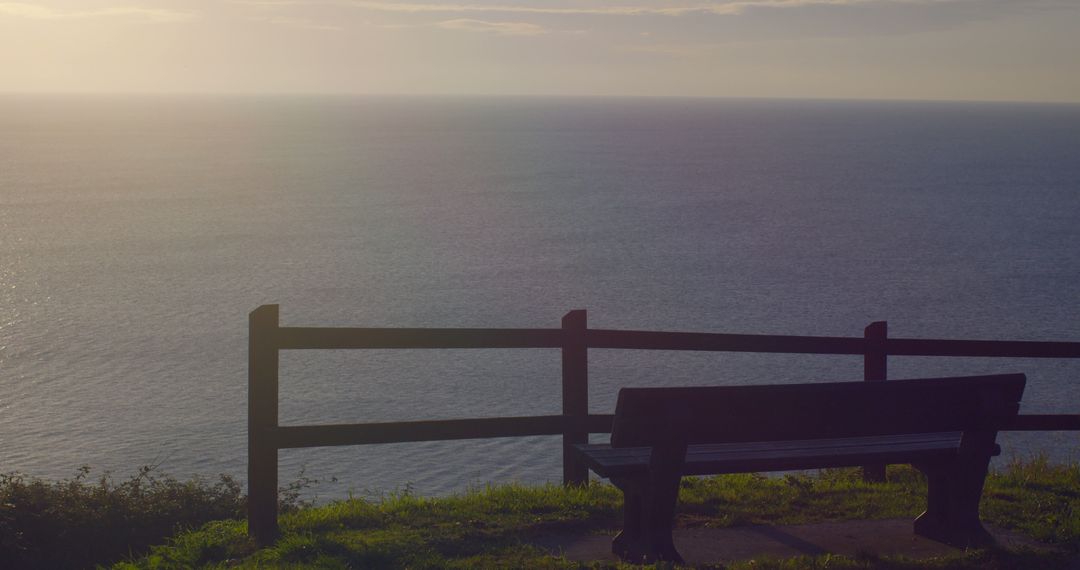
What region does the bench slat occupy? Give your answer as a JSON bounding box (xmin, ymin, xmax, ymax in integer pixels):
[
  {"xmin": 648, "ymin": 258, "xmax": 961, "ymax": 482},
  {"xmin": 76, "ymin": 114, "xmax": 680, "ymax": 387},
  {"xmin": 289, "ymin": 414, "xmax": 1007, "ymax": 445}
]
[
  {"xmin": 582, "ymin": 431, "xmax": 963, "ymax": 458},
  {"xmin": 586, "ymin": 375, "xmax": 1025, "ymax": 562},
  {"xmin": 574, "ymin": 432, "xmax": 964, "ymax": 478},
  {"xmin": 610, "ymin": 374, "xmax": 1026, "ymax": 447}
]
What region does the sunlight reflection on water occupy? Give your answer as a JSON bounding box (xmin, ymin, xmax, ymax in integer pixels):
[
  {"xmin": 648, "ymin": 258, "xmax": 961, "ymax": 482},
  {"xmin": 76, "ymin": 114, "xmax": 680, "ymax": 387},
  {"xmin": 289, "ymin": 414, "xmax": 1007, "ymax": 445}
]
[{"xmin": 2, "ymin": 96, "xmax": 1079, "ymax": 498}]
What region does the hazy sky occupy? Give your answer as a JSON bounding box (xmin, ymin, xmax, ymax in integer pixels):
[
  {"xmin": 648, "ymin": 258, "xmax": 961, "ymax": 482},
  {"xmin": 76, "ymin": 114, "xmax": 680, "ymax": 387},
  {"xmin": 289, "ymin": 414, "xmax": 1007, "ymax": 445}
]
[{"xmin": 3, "ymin": 0, "xmax": 1079, "ymax": 102}]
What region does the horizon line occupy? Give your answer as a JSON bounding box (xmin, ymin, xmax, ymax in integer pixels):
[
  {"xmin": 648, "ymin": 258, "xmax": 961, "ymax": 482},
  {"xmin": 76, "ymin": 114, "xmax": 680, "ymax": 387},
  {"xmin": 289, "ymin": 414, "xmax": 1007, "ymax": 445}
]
[{"xmin": 2, "ymin": 91, "xmax": 1080, "ymax": 106}]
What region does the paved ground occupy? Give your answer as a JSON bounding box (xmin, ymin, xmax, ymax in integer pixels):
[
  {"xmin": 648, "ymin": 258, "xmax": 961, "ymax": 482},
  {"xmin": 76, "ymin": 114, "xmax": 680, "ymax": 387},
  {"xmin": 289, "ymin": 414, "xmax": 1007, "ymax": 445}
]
[{"xmin": 532, "ymin": 518, "xmax": 1059, "ymax": 566}]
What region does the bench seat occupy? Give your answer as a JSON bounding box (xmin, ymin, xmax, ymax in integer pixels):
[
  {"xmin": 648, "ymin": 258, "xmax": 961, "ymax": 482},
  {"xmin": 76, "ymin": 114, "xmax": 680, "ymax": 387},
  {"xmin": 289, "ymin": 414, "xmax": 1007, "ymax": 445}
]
[
  {"xmin": 574, "ymin": 374, "xmax": 1026, "ymax": 564},
  {"xmin": 575, "ymin": 431, "xmax": 990, "ymax": 478}
]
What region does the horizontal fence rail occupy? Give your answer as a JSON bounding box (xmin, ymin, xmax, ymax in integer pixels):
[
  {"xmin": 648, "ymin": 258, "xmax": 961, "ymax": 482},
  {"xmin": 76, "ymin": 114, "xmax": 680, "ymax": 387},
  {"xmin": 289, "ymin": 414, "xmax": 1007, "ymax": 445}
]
[
  {"xmin": 884, "ymin": 338, "xmax": 1080, "ymax": 358},
  {"xmin": 586, "ymin": 329, "xmax": 867, "ymax": 354},
  {"xmin": 248, "ymin": 304, "xmax": 1080, "ymax": 545},
  {"xmin": 1004, "ymin": 414, "xmax": 1080, "ymax": 431},
  {"xmin": 276, "ymin": 327, "xmax": 565, "ymax": 350},
  {"xmin": 271, "ymin": 415, "xmax": 616, "ymax": 449}
]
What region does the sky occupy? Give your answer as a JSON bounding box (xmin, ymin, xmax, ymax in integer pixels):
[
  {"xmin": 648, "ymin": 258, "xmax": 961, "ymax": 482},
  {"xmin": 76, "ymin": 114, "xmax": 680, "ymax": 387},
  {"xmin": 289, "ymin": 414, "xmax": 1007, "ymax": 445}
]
[{"xmin": 2, "ymin": 0, "xmax": 1079, "ymax": 102}]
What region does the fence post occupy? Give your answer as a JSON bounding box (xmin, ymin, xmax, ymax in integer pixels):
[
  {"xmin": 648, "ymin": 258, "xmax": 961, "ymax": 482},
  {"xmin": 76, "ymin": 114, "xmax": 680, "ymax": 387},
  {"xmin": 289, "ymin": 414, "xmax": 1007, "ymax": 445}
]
[
  {"xmin": 561, "ymin": 309, "xmax": 589, "ymax": 486},
  {"xmin": 248, "ymin": 304, "xmax": 280, "ymax": 545},
  {"xmin": 862, "ymin": 320, "xmax": 888, "ymax": 482}
]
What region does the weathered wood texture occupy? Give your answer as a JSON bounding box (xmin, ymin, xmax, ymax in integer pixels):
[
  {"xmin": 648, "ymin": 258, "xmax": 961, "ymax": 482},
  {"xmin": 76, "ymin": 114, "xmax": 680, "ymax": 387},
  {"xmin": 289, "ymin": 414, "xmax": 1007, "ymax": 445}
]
[
  {"xmin": 862, "ymin": 321, "xmax": 888, "ymax": 481},
  {"xmin": 276, "ymin": 327, "xmax": 563, "ymax": 349},
  {"xmin": 562, "ymin": 310, "xmax": 590, "ymax": 486},
  {"xmin": 1005, "ymin": 414, "xmax": 1080, "ymax": 430},
  {"xmin": 248, "ymin": 305, "xmax": 280, "ymax": 546},
  {"xmin": 579, "ymin": 374, "xmax": 1026, "ymax": 563},
  {"xmin": 577, "ymin": 432, "xmax": 966, "ymax": 478},
  {"xmin": 609, "ymin": 374, "xmax": 1025, "ymax": 447},
  {"xmin": 248, "ymin": 303, "xmax": 1079, "ymax": 548},
  {"xmin": 585, "ymin": 329, "xmax": 866, "ymax": 354},
  {"xmin": 586, "ymin": 328, "xmax": 1080, "ymax": 357},
  {"xmin": 274, "ymin": 414, "xmax": 615, "ymax": 449}
]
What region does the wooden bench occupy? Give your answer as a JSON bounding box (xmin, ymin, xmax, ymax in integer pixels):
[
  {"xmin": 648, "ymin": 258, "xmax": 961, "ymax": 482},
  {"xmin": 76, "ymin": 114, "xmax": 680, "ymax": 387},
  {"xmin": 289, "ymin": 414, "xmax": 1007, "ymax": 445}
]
[{"xmin": 573, "ymin": 373, "xmax": 1026, "ymax": 564}]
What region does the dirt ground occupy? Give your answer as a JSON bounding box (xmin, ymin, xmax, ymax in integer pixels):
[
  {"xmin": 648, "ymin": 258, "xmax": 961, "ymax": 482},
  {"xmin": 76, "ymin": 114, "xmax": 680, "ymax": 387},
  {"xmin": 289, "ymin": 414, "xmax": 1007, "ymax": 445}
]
[{"xmin": 531, "ymin": 518, "xmax": 1064, "ymax": 566}]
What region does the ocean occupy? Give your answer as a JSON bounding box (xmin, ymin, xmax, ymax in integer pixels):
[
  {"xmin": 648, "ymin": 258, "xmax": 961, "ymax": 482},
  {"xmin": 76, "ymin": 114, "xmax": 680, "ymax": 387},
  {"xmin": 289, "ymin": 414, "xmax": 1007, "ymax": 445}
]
[{"xmin": 2, "ymin": 95, "xmax": 1079, "ymax": 498}]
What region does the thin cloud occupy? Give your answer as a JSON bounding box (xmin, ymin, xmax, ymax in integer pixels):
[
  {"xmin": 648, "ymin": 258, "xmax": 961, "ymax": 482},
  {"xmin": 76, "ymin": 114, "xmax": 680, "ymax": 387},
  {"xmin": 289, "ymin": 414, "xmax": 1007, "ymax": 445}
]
[
  {"xmin": 230, "ymin": 0, "xmax": 1000, "ymax": 18},
  {"xmin": 0, "ymin": 2, "xmax": 197, "ymax": 22},
  {"xmin": 228, "ymin": 0, "xmax": 662, "ymax": 13},
  {"xmin": 614, "ymin": 42, "xmax": 717, "ymax": 56},
  {"xmin": 254, "ymin": 15, "xmax": 343, "ymax": 30},
  {"xmin": 380, "ymin": 18, "xmax": 583, "ymax": 35},
  {"xmin": 435, "ymin": 18, "xmax": 549, "ymax": 35}
]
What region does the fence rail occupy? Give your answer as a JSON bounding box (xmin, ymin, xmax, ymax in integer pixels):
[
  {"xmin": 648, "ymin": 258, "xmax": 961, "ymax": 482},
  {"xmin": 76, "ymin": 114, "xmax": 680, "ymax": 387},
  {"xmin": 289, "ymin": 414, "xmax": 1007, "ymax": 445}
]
[
  {"xmin": 275, "ymin": 327, "xmax": 565, "ymax": 350},
  {"xmin": 248, "ymin": 304, "xmax": 1080, "ymax": 545},
  {"xmin": 271, "ymin": 414, "xmax": 617, "ymax": 449}
]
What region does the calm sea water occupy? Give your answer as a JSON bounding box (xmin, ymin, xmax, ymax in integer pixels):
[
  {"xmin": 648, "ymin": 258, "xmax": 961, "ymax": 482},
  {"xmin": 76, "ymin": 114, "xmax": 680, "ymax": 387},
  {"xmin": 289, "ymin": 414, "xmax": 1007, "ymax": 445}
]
[{"xmin": 2, "ymin": 95, "xmax": 1079, "ymax": 498}]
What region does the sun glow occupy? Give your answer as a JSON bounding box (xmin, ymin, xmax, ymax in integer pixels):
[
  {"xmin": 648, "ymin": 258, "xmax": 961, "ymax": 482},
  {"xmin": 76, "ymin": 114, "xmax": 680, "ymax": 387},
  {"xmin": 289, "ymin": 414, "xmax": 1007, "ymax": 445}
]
[{"xmin": 1, "ymin": 0, "xmax": 1078, "ymax": 102}]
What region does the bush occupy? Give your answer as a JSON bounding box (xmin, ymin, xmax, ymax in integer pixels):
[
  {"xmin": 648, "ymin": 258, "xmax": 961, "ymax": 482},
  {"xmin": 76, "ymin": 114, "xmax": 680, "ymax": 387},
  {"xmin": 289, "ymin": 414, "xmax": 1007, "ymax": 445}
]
[{"xmin": 0, "ymin": 465, "xmax": 244, "ymax": 569}]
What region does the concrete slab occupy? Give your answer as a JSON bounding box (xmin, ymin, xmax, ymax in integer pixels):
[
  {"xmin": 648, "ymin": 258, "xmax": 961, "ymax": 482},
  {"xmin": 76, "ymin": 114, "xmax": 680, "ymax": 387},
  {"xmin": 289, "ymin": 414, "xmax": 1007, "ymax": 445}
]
[{"xmin": 532, "ymin": 519, "xmax": 1057, "ymax": 565}]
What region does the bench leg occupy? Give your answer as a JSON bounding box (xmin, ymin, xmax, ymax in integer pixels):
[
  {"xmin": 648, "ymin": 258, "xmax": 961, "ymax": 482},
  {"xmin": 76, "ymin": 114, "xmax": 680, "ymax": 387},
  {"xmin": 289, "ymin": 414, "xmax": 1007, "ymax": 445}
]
[
  {"xmin": 914, "ymin": 458, "xmax": 995, "ymax": 548},
  {"xmin": 644, "ymin": 471, "xmax": 684, "ymax": 564},
  {"xmin": 610, "ymin": 475, "xmax": 685, "ymax": 564},
  {"xmin": 611, "ymin": 477, "xmax": 645, "ymax": 562}
]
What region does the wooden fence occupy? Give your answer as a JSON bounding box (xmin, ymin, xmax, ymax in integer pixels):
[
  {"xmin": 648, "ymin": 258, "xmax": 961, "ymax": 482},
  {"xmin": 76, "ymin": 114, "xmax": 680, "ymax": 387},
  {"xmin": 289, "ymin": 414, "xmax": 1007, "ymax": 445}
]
[{"xmin": 248, "ymin": 304, "xmax": 1080, "ymax": 544}]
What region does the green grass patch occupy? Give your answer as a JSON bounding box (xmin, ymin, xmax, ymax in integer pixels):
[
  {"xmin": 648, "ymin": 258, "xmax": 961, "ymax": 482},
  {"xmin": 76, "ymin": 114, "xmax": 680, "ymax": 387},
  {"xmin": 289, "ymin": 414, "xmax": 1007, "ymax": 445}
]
[{"xmin": 111, "ymin": 458, "xmax": 1080, "ymax": 569}]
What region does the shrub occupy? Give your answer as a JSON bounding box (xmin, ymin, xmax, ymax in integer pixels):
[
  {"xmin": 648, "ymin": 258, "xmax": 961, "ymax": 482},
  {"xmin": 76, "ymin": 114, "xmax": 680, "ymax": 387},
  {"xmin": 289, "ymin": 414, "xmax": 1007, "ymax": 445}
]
[{"xmin": 0, "ymin": 465, "xmax": 244, "ymax": 569}]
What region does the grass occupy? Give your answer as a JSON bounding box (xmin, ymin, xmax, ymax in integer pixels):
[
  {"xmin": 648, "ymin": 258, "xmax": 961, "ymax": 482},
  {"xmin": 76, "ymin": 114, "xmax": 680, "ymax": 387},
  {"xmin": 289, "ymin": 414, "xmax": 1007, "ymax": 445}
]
[{"xmin": 105, "ymin": 456, "xmax": 1080, "ymax": 569}]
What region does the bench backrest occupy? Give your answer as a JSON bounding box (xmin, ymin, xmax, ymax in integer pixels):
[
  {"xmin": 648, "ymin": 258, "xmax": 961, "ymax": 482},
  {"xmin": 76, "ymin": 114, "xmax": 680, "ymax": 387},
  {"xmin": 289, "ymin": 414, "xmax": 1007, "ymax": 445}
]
[{"xmin": 610, "ymin": 373, "xmax": 1026, "ymax": 448}]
